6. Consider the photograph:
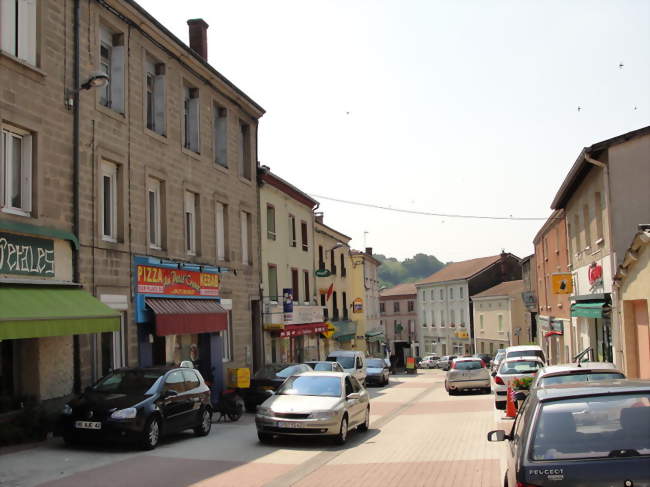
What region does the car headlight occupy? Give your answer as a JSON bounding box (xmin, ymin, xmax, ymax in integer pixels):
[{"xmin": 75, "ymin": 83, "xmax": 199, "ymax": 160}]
[
  {"xmin": 110, "ymin": 407, "xmax": 137, "ymax": 420},
  {"xmin": 62, "ymin": 404, "xmax": 73, "ymax": 416},
  {"xmin": 256, "ymin": 406, "xmax": 273, "ymax": 417},
  {"xmin": 310, "ymin": 410, "xmax": 338, "ymax": 420}
]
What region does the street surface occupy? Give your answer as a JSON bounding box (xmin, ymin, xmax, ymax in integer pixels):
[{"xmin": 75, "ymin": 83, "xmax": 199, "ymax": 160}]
[{"xmin": 0, "ymin": 370, "xmax": 505, "ymax": 487}]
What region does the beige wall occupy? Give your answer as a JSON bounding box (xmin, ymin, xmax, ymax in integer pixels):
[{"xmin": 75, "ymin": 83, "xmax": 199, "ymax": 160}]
[{"xmin": 380, "ymin": 295, "xmax": 417, "ymax": 345}]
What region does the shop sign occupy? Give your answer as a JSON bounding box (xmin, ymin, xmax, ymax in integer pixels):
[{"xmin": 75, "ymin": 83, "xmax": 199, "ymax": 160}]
[
  {"xmin": 282, "ymin": 288, "xmax": 293, "ymax": 323},
  {"xmin": 315, "ymin": 269, "xmax": 331, "ymax": 277},
  {"xmin": 521, "ymin": 291, "xmax": 537, "ymax": 311},
  {"xmin": 588, "ymin": 262, "xmax": 603, "ymax": 292},
  {"xmin": 352, "ymin": 298, "xmax": 363, "ymax": 313},
  {"xmin": 322, "ymin": 322, "xmax": 336, "ymax": 339},
  {"xmin": 551, "ymin": 273, "xmax": 573, "ymax": 294},
  {"xmin": 0, "ymin": 232, "xmax": 55, "ymax": 277},
  {"xmin": 136, "ymin": 265, "xmax": 219, "ymax": 296},
  {"xmin": 279, "ymin": 323, "xmax": 328, "ymax": 338},
  {"xmin": 455, "ymin": 331, "xmax": 469, "ymax": 339}
]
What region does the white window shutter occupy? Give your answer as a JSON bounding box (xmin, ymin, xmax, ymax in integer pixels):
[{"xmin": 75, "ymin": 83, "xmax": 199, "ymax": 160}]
[
  {"xmin": 188, "ymin": 97, "xmax": 199, "ymax": 152},
  {"xmin": 111, "ymin": 45, "xmax": 125, "ymax": 113},
  {"xmin": 21, "ymin": 134, "xmax": 32, "ymax": 213},
  {"xmin": 154, "ymin": 74, "xmax": 165, "ymax": 135},
  {"xmin": 1, "ymin": 0, "xmax": 17, "ymax": 56},
  {"xmin": 16, "ymin": 0, "xmax": 36, "ymax": 64}
]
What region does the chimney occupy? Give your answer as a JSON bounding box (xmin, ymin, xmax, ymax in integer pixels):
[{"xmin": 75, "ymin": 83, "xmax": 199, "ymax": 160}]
[
  {"xmin": 315, "ymin": 212, "xmax": 324, "ymax": 224},
  {"xmin": 365, "ymin": 247, "xmax": 373, "ymax": 256},
  {"xmin": 187, "ymin": 19, "xmax": 209, "ymax": 60}
]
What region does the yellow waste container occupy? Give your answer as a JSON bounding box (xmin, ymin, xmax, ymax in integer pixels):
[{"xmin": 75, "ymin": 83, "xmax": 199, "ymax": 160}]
[{"xmin": 227, "ymin": 368, "xmax": 251, "ymax": 388}]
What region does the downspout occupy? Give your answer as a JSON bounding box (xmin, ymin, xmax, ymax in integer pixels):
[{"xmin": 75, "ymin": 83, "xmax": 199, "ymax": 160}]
[{"xmin": 72, "ymin": 0, "xmax": 81, "ymax": 393}]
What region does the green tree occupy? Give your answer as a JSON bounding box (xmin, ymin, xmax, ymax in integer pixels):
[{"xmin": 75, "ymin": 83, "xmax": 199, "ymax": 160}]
[{"xmin": 375, "ymin": 253, "xmax": 446, "ymax": 288}]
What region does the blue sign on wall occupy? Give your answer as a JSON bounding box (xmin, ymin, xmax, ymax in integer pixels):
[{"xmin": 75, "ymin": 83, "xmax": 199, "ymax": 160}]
[{"xmin": 283, "ymin": 288, "xmax": 294, "ymax": 313}]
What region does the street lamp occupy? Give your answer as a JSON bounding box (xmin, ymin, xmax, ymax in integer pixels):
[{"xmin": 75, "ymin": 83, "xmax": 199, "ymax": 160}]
[{"xmin": 80, "ymin": 72, "xmax": 109, "ymax": 90}]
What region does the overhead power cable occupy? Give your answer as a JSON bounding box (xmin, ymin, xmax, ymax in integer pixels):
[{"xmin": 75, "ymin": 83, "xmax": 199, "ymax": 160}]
[{"xmin": 309, "ymin": 194, "xmax": 550, "ymax": 221}]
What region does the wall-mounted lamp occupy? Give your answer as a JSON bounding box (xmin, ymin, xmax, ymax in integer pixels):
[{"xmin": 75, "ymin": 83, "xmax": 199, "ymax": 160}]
[{"xmin": 66, "ymin": 72, "xmax": 110, "ymax": 110}]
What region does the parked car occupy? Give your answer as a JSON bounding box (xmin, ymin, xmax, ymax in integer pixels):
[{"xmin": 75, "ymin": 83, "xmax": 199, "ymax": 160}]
[
  {"xmin": 365, "ymin": 358, "xmax": 390, "ymax": 386},
  {"xmin": 488, "ymin": 380, "xmax": 650, "ymax": 487},
  {"xmin": 504, "ymin": 344, "xmax": 546, "ymax": 364},
  {"xmin": 419, "ymin": 355, "xmax": 439, "ymax": 369},
  {"xmin": 325, "ymin": 351, "xmax": 367, "ymax": 385},
  {"xmin": 445, "ymin": 357, "xmax": 491, "ymax": 395},
  {"xmin": 255, "ymin": 371, "xmax": 370, "ymax": 445},
  {"xmin": 473, "ymin": 354, "xmax": 492, "ymax": 367},
  {"xmin": 438, "ymin": 355, "xmax": 458, "ymax": 371},
  {"xmin": 493, "ymin": 357, "xmax": 545, "ymax": 410},
  {"xmin": 304, "ymin": 361, "xmax": 345, "ymax": 373},
  {"xmin": 532, "ymin": 362, "xmax": 625, "ymax": 389},
  {"xmin": 61, "ymin": 365, "xmax": 212, "ymax": 450},
  {"xmin": 243, "ymin": 363, "xmax": 311, "ymax": 411},
  {"xmin": 492, "ymin": 351, "xmax": 506, "ymax": 373}
]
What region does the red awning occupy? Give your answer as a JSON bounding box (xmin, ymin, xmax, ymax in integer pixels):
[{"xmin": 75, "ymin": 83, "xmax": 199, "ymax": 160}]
[
  {"xmin": 279, "ymin": 323, "xmax": 328, "ymax": 338},
  {"xmin": 146, "ymin": 298, "xmax": 228, "ymax": 336},
  {"xmin": 544, "ymin": 330, "xmax": 563, "ymax": 338}
]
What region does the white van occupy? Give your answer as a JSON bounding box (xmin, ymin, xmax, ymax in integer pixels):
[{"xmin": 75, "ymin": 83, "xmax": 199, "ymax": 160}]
[
  {"xmin": 505, "ymin": 345, "xmax": 546, "ymax": 364},
  {"xmin": 325, "ymin": 350, "xmax": 367, "ymax": 385}
]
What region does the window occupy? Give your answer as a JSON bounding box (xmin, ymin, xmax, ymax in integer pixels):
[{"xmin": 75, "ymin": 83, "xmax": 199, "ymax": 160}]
[
  {"xmin": 459, "ymin": 287, "xmax": 464, "ymax": 299},
  {"xmin": 221, "ymin": 311, "xmax": 233, "ymax": 362},
  {"xmin": 1, "ymin": 125, "xmax": 32, "ymax": 215},
  {"xmin": 460, "ymin": 309, "xmax": 465, "ymax": 325},
  {"xmin": 0, "ymin": 0, "xmax": 36, "ymax": 64},
  {"xmin": 583, "ymin": 205, "xmax": 591, "ymax": 248},
  {"xmin": 145, "ymin": 58, "xmax": 165, "ymax": 135},
  {"xmin": 330, "ymin": 249, "xmax": 337, "ymax": 275},
  {"xmin": 239, "ymin": 122, "xmax": 251, "ymax": 180},
  {"xmin": 498, "ymin": 314, "xmax": 504, "ymax": 333},
  {"xmin": 147, "ymin": 177, "xmax": 162, "ymax": 249},
  {"xmin": 421, "ymin": 310, "xmax": 427, "ymax": 327},
  {"xmin": 393, "ymin": 301, "xmax": 400, "ymax": 312},
  {"xmin": 440, "ymin": 310, "xmax": 445, "ymax": 327},
  {"xmin": 184, "ymin": 191, "xmax": 198, "ymax": 255},
  {"xmin": 301, "ymin": 221, "xmax": 308, "ymax": 251},
  {"xmin": 567, "ymin": 222, "xmax": 574, "ymax": 258},
  {"xmin": 215, "ymin": 201, "xmax": 227, "ymax": 261},
  {"xmin": 340, "ymin": 253, "xmax": 346, "ymax": 276},
  {"xmin": 100, "ymin": 161, "xmax": 118, "ymax": 241},
  {"xmin": 479, "ymin": 314, "xmax": 484, "ymax": 330},
  {"xmin": 303, "ymin": 270, "xmax": 310, "ymax": 303},
  {"xmin": 183, "ymin": 86, "xmax": 200, "ymax": 152},
  {"xmin": 240, "ymin": 210, "xmax": 250, "ymax": 264},
  {"xmin": 440, "ymin": 289, "xmax": 444, "ymax": 300},
  {"xmin": 594, "ymin": 192, "xmax": 604, "ymax": 241},
  {"xmin": 342, "ymin": 292, "xmax": 348, "ymax": 319},
  {"xmin": 318, "ymin": 245, "xmax": 324, "ymax": 269},
  {"xmin": 450, "ymin": 288, "xmax": 454, "ymax": 300},
  {"xmin": 332, "ymin": 291, "xmax": 339, "ymax": 321},
  {"xmin": 267, "ymin": 265, "xmax": 278, "ymax": 301},
  {"xmin": 289, "ymin": 215, "xmax": 296, "ymax": 247},
  {"xmin": 380, "ymin": 302, "xmax": 385, "ymax": 313},
  {"xmin": 213, "ymin": 104, "xmax": 227, "ymax": 167},
  {"xmin": 574, "ymin": 214, "xmax": 582, "ymax": 252},
  {"xmin": 450, "ymin": 310, "xmax": 455, "ymax": 325},
  {"xmin": 408, "ymin": 301, "xmax": 414, "ymax": 312},
  {"xmin": 431, "ymin": 310, "xmax": 436, "ymax": 326},
  {"xmin": 291, "ymin": 268, "xmax": 299, "ymax": 302},
  {"xmin": 99, "ymin": 27, "xmax": 124, "ymax": 112},
  {"xmin": 430, "ymin": 290, "xmax": 434, "ymax": 300},
  {"xmin": 266, "ymin": 204, "xmax": 276, "ymax": 240}
]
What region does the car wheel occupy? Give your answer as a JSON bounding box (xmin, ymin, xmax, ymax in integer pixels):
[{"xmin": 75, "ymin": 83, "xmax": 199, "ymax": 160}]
[
  {"xmin": 141, "ymin": 416, "xmax": 161, "ymax": 450},
  {"xmin": 227, "ymin": 397, "xmax": 245, "ymax": 422},
  {"xmin": 257, "ymin": 431, "xmax": 273, "ymax": 444},
  {"xmin": 335, "ymin": 416, "xmax": 348, "ymax": 445},
  {"xmin": 194, "ymin": 408, "xmax": 212, "ymax": 436},
  {"xmin": 358, "ymin": 407, "xmax": 370, "ymax": 432}
]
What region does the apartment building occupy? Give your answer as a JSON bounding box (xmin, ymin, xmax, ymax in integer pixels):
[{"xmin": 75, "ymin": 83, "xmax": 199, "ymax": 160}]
[
  {"xmin": 258, "ymin": 169, "xmax": 324, "ymax": 363},
  {"xmin": 379, "ymin": 283, "xmax": 417, "ymax": 366},
  {"xmin": 349, "ymin": 248, "xmax": 382, "ymax": 354}
]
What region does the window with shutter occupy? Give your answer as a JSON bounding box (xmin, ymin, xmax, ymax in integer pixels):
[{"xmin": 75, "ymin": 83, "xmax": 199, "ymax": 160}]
[
  {"xmin": 1, "ymin": 126, "xmax": 32, "ymax": 216},
  {"xmin": 0, "ymin": 0, "xmax": 37, "ymax": 65}
]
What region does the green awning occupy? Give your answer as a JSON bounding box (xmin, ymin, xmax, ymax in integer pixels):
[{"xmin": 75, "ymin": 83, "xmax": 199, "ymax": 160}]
[
  {"xmin": 332, "ymin": 320, "xmax": 356, "ymax": 342},
  {"xmin": 365, "ymin": 329, "xmax": 385, "ymax": 343},
  {"xmin": 0, "ymin": 286, "xmax": 120, "ymax": 339},
  {"xmin": 571, "ymin": 302, "xmax": 608, "ymax": 319}
]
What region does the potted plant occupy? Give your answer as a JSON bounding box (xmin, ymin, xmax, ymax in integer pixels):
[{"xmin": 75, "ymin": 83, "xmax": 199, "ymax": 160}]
[{"xmin": 511, "ymin": 377, "xmax": 533, "ymax": 408}]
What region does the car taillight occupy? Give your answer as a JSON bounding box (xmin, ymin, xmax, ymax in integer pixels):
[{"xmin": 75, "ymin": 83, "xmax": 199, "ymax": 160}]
[{"xmin": 495, "ymin": 376, "xmax": 504, "ymax": 385}]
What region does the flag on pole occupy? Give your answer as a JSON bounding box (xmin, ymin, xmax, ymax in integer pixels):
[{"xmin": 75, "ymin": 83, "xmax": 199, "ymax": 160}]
[{"xmin": 326, "ymin": 283, "xmax": 334, "ymax": 301}]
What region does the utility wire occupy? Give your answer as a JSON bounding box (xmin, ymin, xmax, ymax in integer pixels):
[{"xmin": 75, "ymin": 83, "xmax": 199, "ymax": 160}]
[{"xmin": 309, "ymin": 194, "xmax": 550, "ymax": 221}]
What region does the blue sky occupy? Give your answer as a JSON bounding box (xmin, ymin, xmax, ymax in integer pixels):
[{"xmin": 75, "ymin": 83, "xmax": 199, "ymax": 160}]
[{"xmin": 138, "ymin": 0, "xmax": 650, "ymax": 262}]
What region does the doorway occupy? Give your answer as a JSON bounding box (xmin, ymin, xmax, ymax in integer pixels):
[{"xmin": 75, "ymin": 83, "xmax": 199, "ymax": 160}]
[{"xmin": 251, "ymin": 299, "xmax": 262, "ymax": 372}]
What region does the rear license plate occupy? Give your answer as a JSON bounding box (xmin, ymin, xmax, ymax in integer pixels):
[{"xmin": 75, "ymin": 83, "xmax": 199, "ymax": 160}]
[
  {"xmin": 278, "ymin": 421, "xmax": 303, "ymax": 429},
  {"xmin": 75, "ymin": 421, "xmax": 101, "ymax": 430}
]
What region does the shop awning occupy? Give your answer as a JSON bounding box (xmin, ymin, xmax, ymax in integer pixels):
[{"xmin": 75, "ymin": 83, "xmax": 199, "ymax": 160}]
[
  {"xmin": 279, "ymin": 323, "xmax": 328, "ymax": 338},
  {"xmin": 0, "ymin": 286, "xmax": 120, "ymax": 340},
  {"xmin": 146, "ymin": 298, "xmax": 227, "ymax": 336},
  {"xmin": 365, "ymin": 329, "xmax": 385, "ymax": 343},
  {"xmin": 332, "ymin": 320, "xmax": 356, "ymax": 342},
  {"xmin": 544, "ymin": 330, "xmax": 563, "ymax": 338},
  {"xmin": 571, "ymin": 302, "xmax": 608, "ymax": 319}
]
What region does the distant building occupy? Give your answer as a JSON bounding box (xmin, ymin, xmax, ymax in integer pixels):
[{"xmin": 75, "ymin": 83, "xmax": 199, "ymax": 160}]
[
  {"xmin": 350, "ymin": 248, "xmax": 382, "ymax": 355},
  {"xmin": 380, "ymin": 283, "xmax": 417, "ymax": 366},
  {"xmin": 520, "ymin": 254, "xmax": 538, "ymax": 343}
]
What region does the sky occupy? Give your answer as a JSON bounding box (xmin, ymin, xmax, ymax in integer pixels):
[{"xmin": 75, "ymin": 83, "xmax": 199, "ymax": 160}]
[{"xmin": 138, "ymin": 0, "xmax": 650, "ymax": 263}]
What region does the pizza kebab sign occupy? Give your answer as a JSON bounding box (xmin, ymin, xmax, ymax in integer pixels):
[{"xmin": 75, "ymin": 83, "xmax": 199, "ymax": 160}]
[{"xmin": 137, "ymin": 265, "xmax": 220, "ymax": 296}]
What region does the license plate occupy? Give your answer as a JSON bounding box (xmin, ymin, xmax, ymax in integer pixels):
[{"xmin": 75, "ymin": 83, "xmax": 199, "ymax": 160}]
[
  {"xmin": 278, "ymin": 421, "xmax": 303, "ymax": 429},
  {"xmin": 75, "ymin": 421, "xmax": 101, "ymax": 430}
]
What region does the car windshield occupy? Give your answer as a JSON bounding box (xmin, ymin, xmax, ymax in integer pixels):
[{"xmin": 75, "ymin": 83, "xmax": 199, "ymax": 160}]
[
  {"xmin": 313, "ymin": 363, "xmax": 334, "ymax": 371},
  {"xmin": 500, "ymin": 361, "xmax": 542, "ymax": 374},
  {"xmin": 328, "ymin": 356, "xmax": 355, "ymax": 369},
  {"xmin": 254, "ymin": 364, "xmax": 296, "ymax": 379},
  {"xmin": 540, "ymin": 372, "xmax": 625, "ymax": 386},
  {"xmin": 507, "ymin": 350, "xmax": 545, "ymax": 361},
  {"xmin": 455, "ymin": 361, "xmax": 483, "ymax": 370},
  {"xmin": 92, "ymin": 370, "xmax": 163, "ymax": 395},
  {"xmin": 367, "ymin": 359, "xmax": 385, "ymax": 368},
  {"xmin": 494, "ymin": 353, "xmax": 505, "ymax": 362},
  {"xmin": 531, "ymin": 393, "xmax": 650, "ymax": 461},
  {"xmin": 276, "ymin": 375, "xmax": 342, "ymax": 397}
]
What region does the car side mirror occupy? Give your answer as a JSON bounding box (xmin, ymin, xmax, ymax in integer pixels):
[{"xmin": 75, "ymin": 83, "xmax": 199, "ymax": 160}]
[
  {"xmin": 346, "ymin": 392, "xmax": 360, "ymax": 400},
  {"xmin": 162, "ymin": 389, "xmax": 178, "ymax": 398},
  {"xmin": 514, "ymin": 391, "xmax": 527, "ymax": 402},
  {"xmin": 487, "ymin": 430, "xmax": 508, "ymax": 442}
]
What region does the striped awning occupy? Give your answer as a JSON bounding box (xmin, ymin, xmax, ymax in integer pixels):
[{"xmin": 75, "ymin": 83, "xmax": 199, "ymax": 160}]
[{"xmin": 145, "ymin": 298, "xmax": 227, "ymax": 336}]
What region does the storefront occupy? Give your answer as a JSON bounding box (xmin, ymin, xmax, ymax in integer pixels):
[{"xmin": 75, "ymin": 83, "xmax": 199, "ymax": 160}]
[
  {"xmin": 0, "ymin": 225, "xmax": 120, "ymax": 410},
  {"xmin": 538, "ymin": 317, "xmax": 568, "ymax": 364},
  {"xmin": 365, "ymin": 328, "xmax": 385, "ymax": 355},
  {"xmin": 134, "ymin": 257, "xmax": 228, "ymax": 399},
  {"xmin": 263, "ymin": 302, "xmax": 326, "ymax": 363},
  {"xmin": 570, "ymin": 298, "xmax": 612, "ymax": 362},
  {"xmin": 331, "ymin": 320, "xmax": 356, "ymax": 350}
]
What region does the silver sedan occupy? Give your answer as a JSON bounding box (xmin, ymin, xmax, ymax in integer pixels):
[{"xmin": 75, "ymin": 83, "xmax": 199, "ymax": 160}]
[{"xmin": 255, "ymin": 371, "xmax": 370, "ymax": 445}]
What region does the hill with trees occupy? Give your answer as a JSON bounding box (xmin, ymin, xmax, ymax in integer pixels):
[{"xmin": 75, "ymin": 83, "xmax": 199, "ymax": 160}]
[{"xmin": 374, "ymin": 253, "xmax": 448, "ymax": 289}]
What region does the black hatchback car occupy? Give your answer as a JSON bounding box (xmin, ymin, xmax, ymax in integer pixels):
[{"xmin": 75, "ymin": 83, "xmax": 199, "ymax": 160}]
[
  {"xmin": 488, "ymin": 380, "xmax": 650, "ymax": 487},
  {"xmin": 242, "ymin": 363, "xmax": 311, "ymax": 411},
  {"xmin": 61, "ymin": 366, "xmax": 212, "ymax": 450}
]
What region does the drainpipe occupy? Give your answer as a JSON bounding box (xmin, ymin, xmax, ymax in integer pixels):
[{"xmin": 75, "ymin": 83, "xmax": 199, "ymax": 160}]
[{"xmin": 73, "ymin": 0, "xmax": 80, "ymax": 283}]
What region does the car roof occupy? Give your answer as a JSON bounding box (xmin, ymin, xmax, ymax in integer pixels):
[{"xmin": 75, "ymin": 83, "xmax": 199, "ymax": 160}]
[
  {"xmin": 506, "ymin": 345, "xmax": 543, "ymax": 351},
  {"xmin": 455, "ymin": 357, "xmax": 483, "ymax": 362},
  {"xmin": 296, "ymin": 371, "xmax": 348, "ymax": 378},
  {"xmin": 113, "ymin": 366, "xmax": 172, "ymax": 374},
  {"xmin": 534, "ymin": 379, "xmax": 650, "ymax": 402},
  {"xmin": 327, "ymin": 351, "xmax": 362, "ymax": 356},
  {"xmin": 539, "ymin": 362, "xmax": 620, "ymax": 377},
  {"xmin": 305, "ymin": 361, "xmax": 331, "ymax": 364},
  {"xmin": 503, "ymin": 356, "xmax": 544, "ymax": 363}
]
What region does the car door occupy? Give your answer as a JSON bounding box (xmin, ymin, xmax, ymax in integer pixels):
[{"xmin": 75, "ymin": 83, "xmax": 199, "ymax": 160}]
[
  {"xmin": 350, "ymin": 376, "xmax": 368, "ymax": 425},
  {"xmin": 182, "ymin": 370, "xmax": 202, "ymax": 428},
  {"xmin": 355, "ymin": 356, "xmax": 366, "ymax": 384},
  {"xmin": 160, "ymin": 370, "xmax": 188, "ymax": 433},
  {"xmin": 344, "ymin": 376, "xmax": 361, "ymax": 425},
  {"xmin": 507, "ymin": 395, "xmax": 533, "ymax": 486}
]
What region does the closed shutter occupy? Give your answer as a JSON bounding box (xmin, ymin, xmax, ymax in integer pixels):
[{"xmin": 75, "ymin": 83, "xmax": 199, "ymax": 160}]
[
  {"xmin": 188, "ymin": 97, "xmax": 200, "ymax": 152},
  {"xmin": 111, "ymin": 44, "xmax": 125, "ymax": 113},
  {"xmin": 1, "ymin": 0, "xmax": 17, "ymax": 56},
  {"xmin": 21, "ymin": 134, "xmax": 32, "ymax": 213},
  {"xmin": 154, "ymin": 71, "xmax": 165, "ymax": 134},
  {"xmin": 17, "ymin": 0, "xmax": 36, "ymax": 64}
]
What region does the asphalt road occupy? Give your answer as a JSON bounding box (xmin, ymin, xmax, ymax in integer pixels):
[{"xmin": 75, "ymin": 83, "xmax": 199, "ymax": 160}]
[{"xmin": 0, "ymin": 369, "xmax": 505, "ymax": 487}]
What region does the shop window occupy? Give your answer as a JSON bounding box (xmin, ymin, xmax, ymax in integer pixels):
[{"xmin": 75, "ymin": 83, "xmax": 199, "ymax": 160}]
[
  {"xmin": 184, "ymin": 191, "xmax": 198, "ymax": 255},
  {"xmin": 147, "ymin": 177, "xmax": 163, "ymax": 249},
  {"xmin": 145, "ymin": 57, "xmax": 166, "ymax": 135},
  {"xmin": 183, "ymin": 86, "xmax": 200, "ymax": 152},
  {"xmin": 215, "ymin": 201, "xmax": 228, "ymax": 261},
  {"xmin": 239, "ymin": 122, "xmax": 251, "ymax": 180},
  {"xmin": 266, "ymin": 204, "xmax": 276, "ymax": 240},
  {"xmin": 100, "ymin": 161, "xmax": 118, "ymax": 242},
  {"xmin": 213, "ymin": 104, "xmax": 227, "ymax": 167},
  {"xmin": 289, "ymin": 215, "xmax": 296, "ymax": 247},
  {"xmin": 99, "ymin": 27, "xmax": 125, "ymax": 113},
  {"xmin": 303, "ymin": 270, "xmax": 310, "ymax": 303},
  {"xmin": 0, "ymin": 0, "xmax": 37, "ymax": 65},
  {"xmin": 1, "ymin": 125, "xmax": 33, "ymax": 216},
  {"xmin": 267, "ymin": 265, "xmax": 278, "ymax": 302}
]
